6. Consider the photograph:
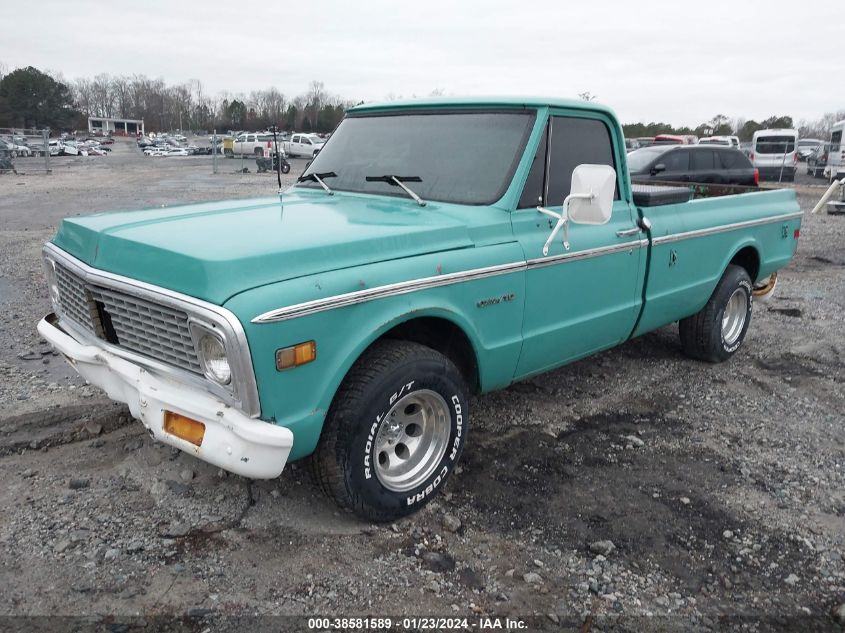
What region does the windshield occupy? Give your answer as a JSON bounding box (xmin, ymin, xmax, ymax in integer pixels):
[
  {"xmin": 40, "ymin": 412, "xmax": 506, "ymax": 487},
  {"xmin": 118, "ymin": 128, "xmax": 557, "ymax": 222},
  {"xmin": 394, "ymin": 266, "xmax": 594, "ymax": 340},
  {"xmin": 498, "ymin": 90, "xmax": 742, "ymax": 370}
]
[
  {"xmin": 298, "ymin": 110, "xmax": 535, "ymax": 205},
  {"xmin": 626, "ymin": 146, "xmax": 667, "ymax": 172},
  {"xmin": 306, "ymin": 135, "xmax": 323, "ymax": 143},
  {"xmin": 755, "ymin": 136, "xmax": 796, "ymax": 153}
]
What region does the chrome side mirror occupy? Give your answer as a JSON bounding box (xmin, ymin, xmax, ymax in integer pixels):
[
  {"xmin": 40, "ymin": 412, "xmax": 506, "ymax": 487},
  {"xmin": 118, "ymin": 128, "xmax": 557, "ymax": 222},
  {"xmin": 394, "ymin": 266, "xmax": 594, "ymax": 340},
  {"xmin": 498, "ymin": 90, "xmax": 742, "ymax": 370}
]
[{"xmin": 537, "ymin": 164, "xmax": 617, "ymax": 255}]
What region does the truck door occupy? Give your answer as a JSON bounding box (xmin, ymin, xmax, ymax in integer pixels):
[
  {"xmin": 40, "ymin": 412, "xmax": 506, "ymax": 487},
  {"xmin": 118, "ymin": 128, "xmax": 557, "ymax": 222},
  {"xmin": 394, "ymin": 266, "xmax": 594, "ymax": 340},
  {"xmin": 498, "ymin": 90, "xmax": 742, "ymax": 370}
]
[{"xmin": 511, "ymin": 113, "xmax": 645, "ymax": 379}]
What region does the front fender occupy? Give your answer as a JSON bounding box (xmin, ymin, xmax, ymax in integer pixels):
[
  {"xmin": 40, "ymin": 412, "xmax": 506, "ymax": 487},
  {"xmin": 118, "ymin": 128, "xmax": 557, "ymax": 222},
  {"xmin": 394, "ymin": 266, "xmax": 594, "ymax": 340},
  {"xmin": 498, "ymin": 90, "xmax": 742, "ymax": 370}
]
[{"xmin": 225, "ymin": 245, "xmax": 525, "ymax": 460}]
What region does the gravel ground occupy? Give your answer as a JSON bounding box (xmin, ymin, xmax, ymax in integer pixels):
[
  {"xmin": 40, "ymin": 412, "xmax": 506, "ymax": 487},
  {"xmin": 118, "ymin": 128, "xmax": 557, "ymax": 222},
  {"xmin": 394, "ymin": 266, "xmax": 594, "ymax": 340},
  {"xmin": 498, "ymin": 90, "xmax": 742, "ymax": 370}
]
[{"xmin": 0, "ymin": 139, "xmax": 843, "ymax": 631}]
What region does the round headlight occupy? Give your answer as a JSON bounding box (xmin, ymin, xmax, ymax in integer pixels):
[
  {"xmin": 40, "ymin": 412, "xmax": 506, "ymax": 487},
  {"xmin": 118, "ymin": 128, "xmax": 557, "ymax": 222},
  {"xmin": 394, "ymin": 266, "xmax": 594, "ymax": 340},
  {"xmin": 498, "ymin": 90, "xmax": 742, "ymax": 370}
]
[{"xmin": 198, "ymin": 333, "xmax": 231, "ymax": 385}]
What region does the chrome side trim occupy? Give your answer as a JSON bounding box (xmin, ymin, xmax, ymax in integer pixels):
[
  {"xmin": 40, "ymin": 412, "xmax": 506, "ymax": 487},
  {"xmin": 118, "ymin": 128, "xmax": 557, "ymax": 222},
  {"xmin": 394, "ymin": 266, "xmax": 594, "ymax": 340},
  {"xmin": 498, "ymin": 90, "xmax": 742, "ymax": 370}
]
[
  {"xmin": 651, "ymin": 211, "xmax": 803, "ymax": 246},
  {"xmin": 253, "ymin": 211, "xmax": 801, "ymax": 325},
  {"xmin": 253, "ymin": 239, "xmax": 646, "ymax": 323},
  {"xmin": 252, "ymin": 261, "xmax": 527, "ymax": 323},
  {"xmin": 525, "ymin": 239, "xmax": 646, "ymax": 269},
  {"xmin": 42, "ymin": 243, "xmax": 261, "ymax": 418}
]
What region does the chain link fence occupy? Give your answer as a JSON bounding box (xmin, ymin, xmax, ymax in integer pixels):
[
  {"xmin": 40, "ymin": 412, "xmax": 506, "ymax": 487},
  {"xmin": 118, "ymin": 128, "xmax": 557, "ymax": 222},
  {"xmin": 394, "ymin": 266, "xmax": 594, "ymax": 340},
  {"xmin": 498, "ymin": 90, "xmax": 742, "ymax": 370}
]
[{"xmin": 0, "ymin": 128, "xmax": 52, "ymax": 174}]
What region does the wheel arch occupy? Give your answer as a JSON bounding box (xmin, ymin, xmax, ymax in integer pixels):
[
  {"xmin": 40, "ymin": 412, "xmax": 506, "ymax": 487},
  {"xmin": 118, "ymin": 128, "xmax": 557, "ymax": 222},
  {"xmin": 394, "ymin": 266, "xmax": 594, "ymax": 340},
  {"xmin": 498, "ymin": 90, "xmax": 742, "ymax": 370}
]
[
  {"xmin": 727, "ymin": 243, "xmax": 761, "ymax": 282},
  {"xmin": 269, "ymin": 307, "xmax": 485, "ymax": 461},
  {"xmin": 332, "ymin": 309, "xmax": 482, "ymax": 401}
]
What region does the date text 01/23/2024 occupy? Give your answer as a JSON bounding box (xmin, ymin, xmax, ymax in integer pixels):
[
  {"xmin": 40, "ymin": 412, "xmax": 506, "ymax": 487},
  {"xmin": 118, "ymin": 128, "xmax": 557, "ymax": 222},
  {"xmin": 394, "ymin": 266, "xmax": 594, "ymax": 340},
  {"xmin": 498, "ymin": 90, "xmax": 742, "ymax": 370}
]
[{"xmin": 306, "ymin": 616, "xmax": 528, "ymax": 629}]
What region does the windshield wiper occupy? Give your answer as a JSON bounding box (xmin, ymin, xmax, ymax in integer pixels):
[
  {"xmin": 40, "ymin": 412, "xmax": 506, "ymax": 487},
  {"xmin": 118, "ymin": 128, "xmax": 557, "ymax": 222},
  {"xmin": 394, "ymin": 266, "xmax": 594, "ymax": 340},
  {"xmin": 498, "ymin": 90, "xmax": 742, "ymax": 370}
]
[
  {"xmin": 297, "ymin": 171, "xmax": 337, "ymax": 195},
  {"xmin": 365, "ymin": 175, "xmax": 426, "ymax": 207}
]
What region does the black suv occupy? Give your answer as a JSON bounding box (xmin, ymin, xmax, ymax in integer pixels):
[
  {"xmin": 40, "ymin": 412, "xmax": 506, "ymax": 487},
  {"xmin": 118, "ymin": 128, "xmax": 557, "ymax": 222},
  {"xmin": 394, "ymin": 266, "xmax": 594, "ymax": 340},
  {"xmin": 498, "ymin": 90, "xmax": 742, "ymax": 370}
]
[{"xmin": 627, "ymin": 145, "xmax": 758, "ymax": 186}]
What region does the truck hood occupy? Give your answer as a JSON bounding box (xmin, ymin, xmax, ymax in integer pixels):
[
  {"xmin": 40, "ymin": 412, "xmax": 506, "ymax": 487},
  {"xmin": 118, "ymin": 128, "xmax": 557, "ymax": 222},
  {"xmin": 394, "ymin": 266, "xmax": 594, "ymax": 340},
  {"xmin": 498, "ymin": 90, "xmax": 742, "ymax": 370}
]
[{"xmin": 52, "ymin": 191, "xmax": 474, "ymax": 304}]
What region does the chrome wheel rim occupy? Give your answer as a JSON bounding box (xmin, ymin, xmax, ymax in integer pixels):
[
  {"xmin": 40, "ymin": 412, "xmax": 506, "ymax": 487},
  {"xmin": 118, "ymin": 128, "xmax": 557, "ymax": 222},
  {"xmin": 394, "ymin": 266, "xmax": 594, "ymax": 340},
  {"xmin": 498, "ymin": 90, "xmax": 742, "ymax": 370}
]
[
  {"xmin": 722, "ymin": 288, "xmax": 748, "ymax": 345},
  {"xmin": 374, "ymin": 389, "xmax": 451, "ymax": 493}
]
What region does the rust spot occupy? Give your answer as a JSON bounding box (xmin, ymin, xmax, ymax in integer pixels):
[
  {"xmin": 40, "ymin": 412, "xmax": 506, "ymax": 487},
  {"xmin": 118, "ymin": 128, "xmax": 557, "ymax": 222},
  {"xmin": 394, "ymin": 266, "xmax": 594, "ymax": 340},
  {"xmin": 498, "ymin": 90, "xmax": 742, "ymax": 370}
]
[
  {"xmin": 436, "ymin": 264, "xmax": 443, "ymax": 274},
  {"xmin": 358, "ymin": 280, "xmax": 366, "ymax": 288}
]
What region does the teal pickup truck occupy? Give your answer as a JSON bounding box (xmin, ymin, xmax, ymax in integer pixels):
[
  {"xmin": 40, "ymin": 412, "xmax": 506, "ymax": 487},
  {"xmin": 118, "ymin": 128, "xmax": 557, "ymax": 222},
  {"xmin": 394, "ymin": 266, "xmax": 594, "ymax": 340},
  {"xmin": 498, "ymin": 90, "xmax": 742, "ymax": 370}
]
[{"xmin": 38, "ymin": 97, "xmax": 802, "ymax": 521}]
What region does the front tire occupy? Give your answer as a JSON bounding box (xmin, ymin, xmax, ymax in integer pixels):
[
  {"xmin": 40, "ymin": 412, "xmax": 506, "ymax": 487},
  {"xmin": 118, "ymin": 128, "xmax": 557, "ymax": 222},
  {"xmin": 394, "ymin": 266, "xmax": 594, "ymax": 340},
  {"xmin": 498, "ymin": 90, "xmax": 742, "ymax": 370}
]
[
  {"xmin": 310, "ymin": 340, "xmax": 468, "ymax": 522},
  {"xmin": 679, "ymin": 264, "xmax": 752, "ymax": 363}
]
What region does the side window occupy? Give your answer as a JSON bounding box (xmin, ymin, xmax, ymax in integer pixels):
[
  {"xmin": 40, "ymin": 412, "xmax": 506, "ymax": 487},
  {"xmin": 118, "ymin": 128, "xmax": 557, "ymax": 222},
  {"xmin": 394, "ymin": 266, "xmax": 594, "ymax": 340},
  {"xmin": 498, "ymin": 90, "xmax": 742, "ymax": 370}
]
[
  {"xmin": 292, "ymin": 135, "xmax": 300, "ymax": 143},
  {"xmin": 662, "ymin": 150, "xmax": 689, "ymax": 172},
  {"xmin": 692, "ymin": 149, "xmax": 715, "ymax": 171},
  {"xmin": 546, "ymin": 116, "xmax": 617, "ymax": 207},
  {"xmin": 718, "ymin": 150, "xmax": 740, "ymax": 169},
  {"xmin": 247, "ymin": 135, "xmax": 255, "ymax": 142},
  {"xmin": 832, "ymin": 130, "xmax": 842, "ymax": 153},
  {"xmin": 517, "ymin": 123, "xmax": 548, "ymax": 209}
]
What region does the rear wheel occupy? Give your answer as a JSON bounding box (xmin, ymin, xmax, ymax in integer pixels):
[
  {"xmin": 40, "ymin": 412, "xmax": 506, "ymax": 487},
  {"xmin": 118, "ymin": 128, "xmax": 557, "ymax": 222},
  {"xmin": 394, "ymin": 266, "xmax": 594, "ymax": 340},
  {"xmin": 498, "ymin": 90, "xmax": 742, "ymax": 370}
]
[
  {"xmin": 310, "ymin": 340, "xmax": 468, "ymax": 522},
  {"xmin": 679, "ymin": 264, "xmax": 752, "ymax": 363}
]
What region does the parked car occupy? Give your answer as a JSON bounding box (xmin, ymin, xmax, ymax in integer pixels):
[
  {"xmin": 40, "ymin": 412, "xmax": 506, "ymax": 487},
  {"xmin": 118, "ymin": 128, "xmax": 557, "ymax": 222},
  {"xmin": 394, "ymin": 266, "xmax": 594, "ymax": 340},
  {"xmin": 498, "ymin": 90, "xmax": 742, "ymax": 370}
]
[
  {"xmin": 806, "ymin": 144, "xmax": 829, "ymax": 178},
  {"xmin": 283, "ymin": 133, "xmax": 325, "ymax": 158},
  {"xmin": 225, "ymin": 133, "xmax": 283, "ymax": 158},
  {"xmin": 627, "ymin": 145, "xmax": 758, "ymax": 186},
  {"xmin": 38, "ymin": 96, "xmax": 801, "ymax": 521},
  {"xmin": 166, "ymin": 148, "xmax": 190, "ymax": 157},
  {"xmin": 825, "ymin": 120, "xmax": 845, "ymax": 183},
  {"xmin": 797, "ymin": 138, "xmax": 825, "ymax": 161},
  {"xmin": 635, "ymin": 136, "xmax": 654, "ymax": 148},
  {"xmin": 750, "ymin": 129, "xmax": 799, "ymax": 181},
  {"xmin": 1, "ymin": 139, "xmax": 32, "ymax": 157},
  {"xmin": 652, "ymin": 134, "xmax": 686, "ymax": 146},
  {"xmin": 699, "ymin": 136, "xmax": 740, "ymax": 150}
]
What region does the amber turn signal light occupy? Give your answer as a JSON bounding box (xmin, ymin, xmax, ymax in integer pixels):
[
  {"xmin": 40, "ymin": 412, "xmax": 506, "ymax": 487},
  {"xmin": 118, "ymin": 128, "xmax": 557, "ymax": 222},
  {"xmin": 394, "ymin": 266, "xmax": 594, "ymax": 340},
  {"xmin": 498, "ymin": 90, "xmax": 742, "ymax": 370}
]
[
  {"xmin": 163, "ymin": 411, "xmax": 206, "ymax": 447},
  {"xmin": 276, "ymin": 340, "xmax": 316, "ymax": 371}
]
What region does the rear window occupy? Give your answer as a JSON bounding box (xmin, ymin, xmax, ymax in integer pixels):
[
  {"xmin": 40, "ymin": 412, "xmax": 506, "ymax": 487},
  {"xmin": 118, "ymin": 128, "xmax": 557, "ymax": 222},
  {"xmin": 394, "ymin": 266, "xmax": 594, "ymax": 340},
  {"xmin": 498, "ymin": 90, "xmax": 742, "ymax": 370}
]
[{"xmin": 755, "ymin": 136, "xmax": 796, "ymax": 154}]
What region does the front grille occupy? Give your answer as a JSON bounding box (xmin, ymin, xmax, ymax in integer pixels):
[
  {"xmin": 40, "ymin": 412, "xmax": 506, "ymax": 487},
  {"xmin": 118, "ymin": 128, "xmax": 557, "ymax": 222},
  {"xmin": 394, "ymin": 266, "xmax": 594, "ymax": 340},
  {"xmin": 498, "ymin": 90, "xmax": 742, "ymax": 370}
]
[
  {"xmin": 55, "ymin": 264, "xmax": 103, "ymax": 336},
  {"xmin": 55, "ymin": 263, "xmax": 202, "ymax": 374}
]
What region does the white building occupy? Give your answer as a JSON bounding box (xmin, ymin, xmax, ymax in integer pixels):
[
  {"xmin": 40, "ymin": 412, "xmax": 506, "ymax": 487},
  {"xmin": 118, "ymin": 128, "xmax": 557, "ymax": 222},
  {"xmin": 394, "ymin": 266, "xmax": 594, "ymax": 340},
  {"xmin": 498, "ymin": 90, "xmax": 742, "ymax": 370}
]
[{"xmin": 88, "ymin": 117, "xmax": 145, "ymax": 136}]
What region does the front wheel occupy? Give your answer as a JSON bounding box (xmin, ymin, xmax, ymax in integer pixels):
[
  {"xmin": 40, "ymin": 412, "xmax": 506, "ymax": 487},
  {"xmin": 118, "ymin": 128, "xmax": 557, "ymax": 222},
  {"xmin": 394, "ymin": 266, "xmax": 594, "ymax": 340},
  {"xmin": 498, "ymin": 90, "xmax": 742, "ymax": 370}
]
[
  {"xmin": 310, "ymin": 340, "xmax": 468, "ymax": 522},
  {"xmin": 281, "ymin": 161, "xmax": 291, "ymax": 174},
  {"xmin": 679, "ymin": 264, "xmax": 752, "ymax": 363}
]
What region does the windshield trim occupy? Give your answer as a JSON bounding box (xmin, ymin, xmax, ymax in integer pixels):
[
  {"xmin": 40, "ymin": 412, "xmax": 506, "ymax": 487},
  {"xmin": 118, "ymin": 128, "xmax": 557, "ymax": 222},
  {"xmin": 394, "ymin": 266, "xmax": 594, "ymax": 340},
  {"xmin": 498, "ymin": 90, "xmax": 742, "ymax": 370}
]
[{"xmin": 297, "ymin": 108, "xmax": 537, "ymax": 206}]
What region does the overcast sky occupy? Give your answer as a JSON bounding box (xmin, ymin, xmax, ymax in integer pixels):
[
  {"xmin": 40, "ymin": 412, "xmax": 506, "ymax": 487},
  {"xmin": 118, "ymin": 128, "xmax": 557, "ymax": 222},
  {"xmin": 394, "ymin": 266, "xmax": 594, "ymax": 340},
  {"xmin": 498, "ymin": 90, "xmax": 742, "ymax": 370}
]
[{"xmin": 4, "ymin": 0, "xmax": 841, "ymax": 126}]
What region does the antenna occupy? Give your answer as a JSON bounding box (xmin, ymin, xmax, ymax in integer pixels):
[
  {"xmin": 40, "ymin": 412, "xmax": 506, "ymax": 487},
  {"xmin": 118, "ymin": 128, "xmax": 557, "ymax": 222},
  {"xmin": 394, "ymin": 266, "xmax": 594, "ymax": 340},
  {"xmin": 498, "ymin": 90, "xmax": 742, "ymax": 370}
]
[{"xmin": 271, "ymin": 124, "xmax": 283, "ymax": 194}]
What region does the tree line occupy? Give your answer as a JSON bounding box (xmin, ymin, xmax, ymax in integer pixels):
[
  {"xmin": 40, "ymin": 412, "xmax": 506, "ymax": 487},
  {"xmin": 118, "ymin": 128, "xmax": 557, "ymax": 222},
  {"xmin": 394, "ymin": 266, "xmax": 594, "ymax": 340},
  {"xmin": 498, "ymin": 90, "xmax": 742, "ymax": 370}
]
[
  {"xmin": 0, "ymin": 65, "xmax": 354, "ymax": 133},
  {"xmin": 1, "ymin": 63, "xmax": 843, "ymax": 142}
]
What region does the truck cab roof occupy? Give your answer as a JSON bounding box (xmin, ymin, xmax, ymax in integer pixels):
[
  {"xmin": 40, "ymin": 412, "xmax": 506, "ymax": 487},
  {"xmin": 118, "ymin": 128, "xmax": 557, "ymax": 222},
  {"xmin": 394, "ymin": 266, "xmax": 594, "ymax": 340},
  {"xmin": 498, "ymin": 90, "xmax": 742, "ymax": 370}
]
[{"xmin": 349, "ymin": 96, "xmax": 618, "ymax": 118}]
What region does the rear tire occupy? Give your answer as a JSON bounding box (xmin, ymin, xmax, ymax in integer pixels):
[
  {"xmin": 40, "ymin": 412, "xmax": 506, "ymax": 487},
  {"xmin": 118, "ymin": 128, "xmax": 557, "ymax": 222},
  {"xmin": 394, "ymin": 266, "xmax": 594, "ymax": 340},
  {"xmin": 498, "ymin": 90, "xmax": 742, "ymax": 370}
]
[
  {"xmin": 310, "ymin": 340, "xmax": 468, "ymax": 522},
  {"xmin": 679, "ymin": 264, "xmax": 752, "ymax": 363}
]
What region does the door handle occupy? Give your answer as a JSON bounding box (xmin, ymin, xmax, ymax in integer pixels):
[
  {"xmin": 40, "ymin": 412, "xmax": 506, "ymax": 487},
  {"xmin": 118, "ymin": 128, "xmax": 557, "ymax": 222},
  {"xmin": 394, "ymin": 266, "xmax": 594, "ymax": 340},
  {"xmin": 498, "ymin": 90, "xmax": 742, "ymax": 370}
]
[{"xmin": 616, "ymin": 227, "xmax": 641, "ymax": 237}]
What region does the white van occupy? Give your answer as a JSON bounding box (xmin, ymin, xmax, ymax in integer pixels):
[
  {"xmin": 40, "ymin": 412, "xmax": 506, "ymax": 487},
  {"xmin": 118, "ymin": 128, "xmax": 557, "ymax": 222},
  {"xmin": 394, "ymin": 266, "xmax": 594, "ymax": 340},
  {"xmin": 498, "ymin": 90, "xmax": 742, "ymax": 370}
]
[
  {"xmin": 751, "ymin": 129, "xmax": 799, "ymax": 181},
  {"xmin": 826, "ymin": 120, "xmax": 844, "ymax": 182}
]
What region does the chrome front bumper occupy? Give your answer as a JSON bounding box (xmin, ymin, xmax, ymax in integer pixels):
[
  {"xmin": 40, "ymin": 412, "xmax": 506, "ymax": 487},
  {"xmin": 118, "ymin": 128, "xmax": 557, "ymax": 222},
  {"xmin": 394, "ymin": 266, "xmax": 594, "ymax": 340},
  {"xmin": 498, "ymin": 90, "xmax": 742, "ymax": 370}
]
[{"xmin": 38, "ymin": 314, "xmax": 293, "ymax": 479}]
